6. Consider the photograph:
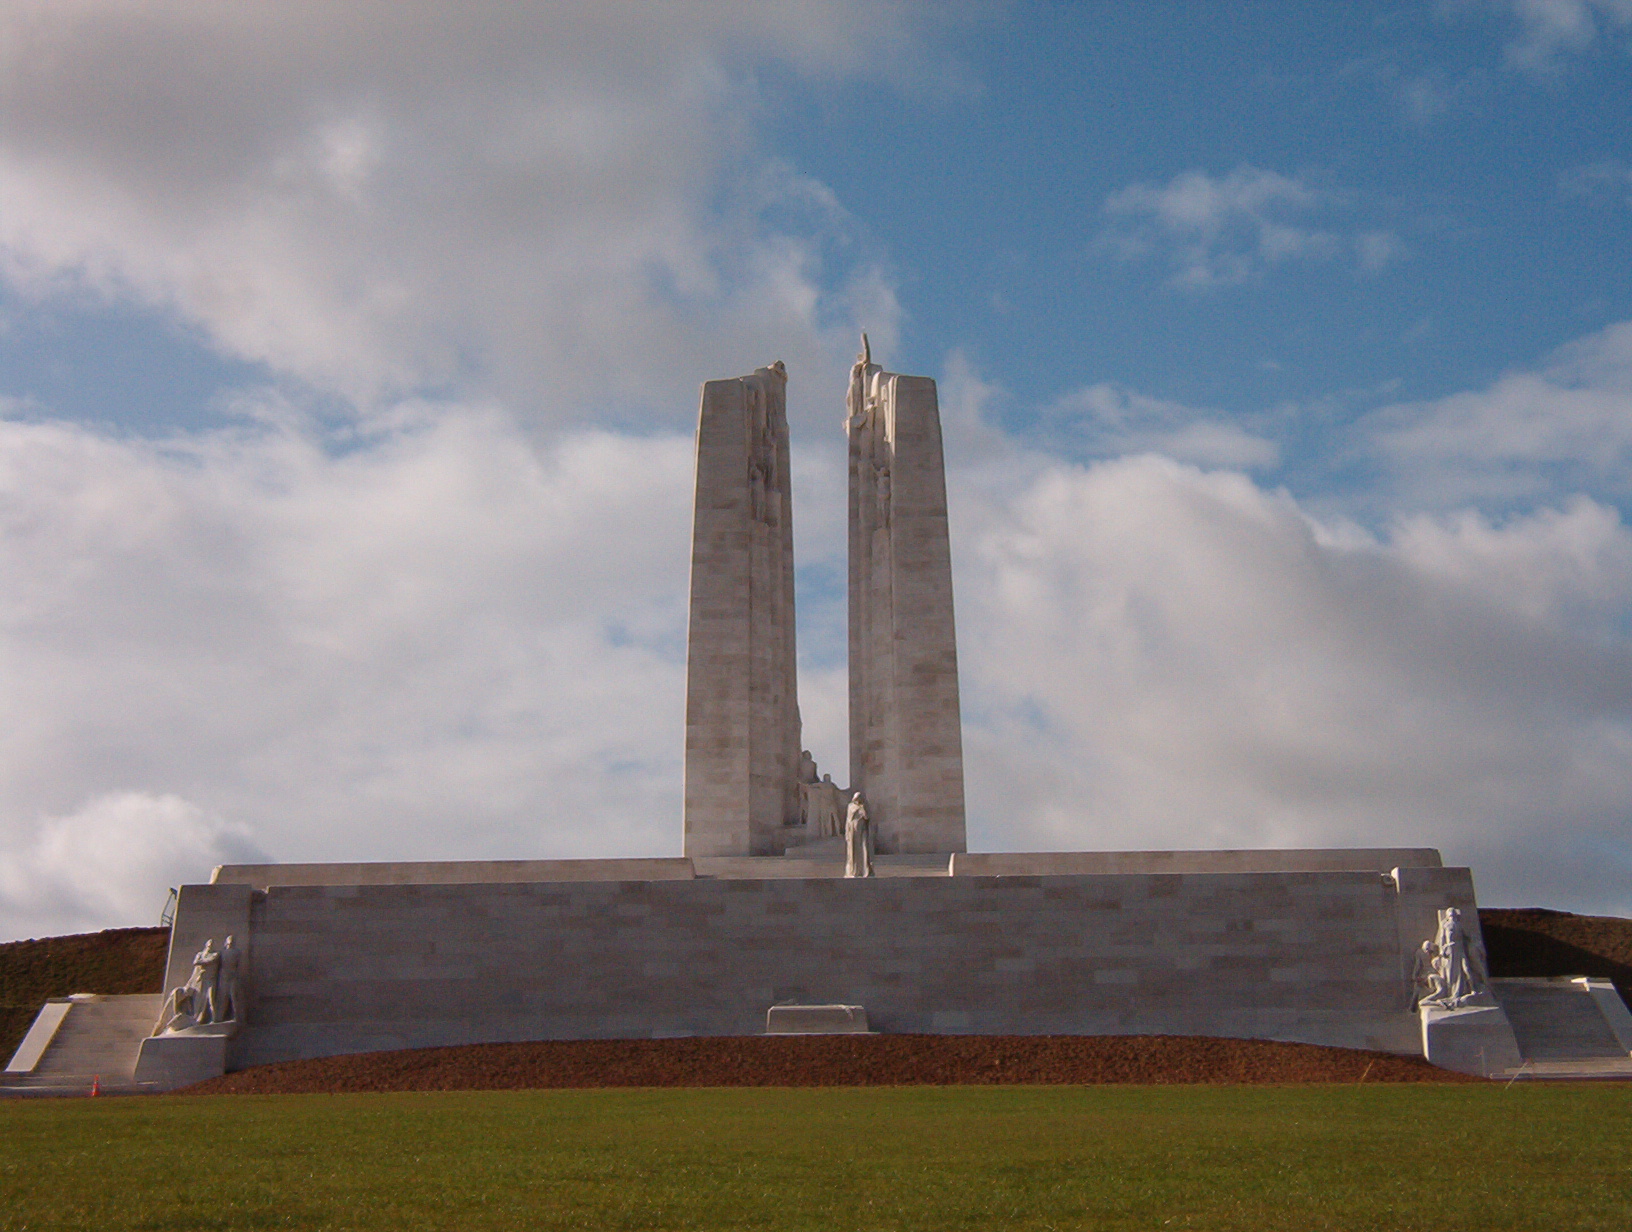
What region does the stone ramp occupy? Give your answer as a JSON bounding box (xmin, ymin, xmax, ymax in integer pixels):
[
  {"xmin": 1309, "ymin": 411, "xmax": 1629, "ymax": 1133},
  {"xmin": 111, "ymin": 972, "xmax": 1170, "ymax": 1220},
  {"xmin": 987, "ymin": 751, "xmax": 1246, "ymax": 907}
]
[
  {"xmin": 1491, "ymin": 978, "xmax": 1632, "ymax": 1081},
  {"xmin": 1, "ymin": 994, "xmax": 163, "ymax": 1096}
]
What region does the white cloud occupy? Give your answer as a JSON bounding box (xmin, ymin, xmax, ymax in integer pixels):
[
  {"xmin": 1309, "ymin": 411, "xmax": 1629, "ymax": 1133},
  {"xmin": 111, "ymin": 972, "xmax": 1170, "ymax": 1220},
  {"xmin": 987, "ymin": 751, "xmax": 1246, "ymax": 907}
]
[
  {"xmin": 1362, "ymin": 319, "xmax": 1632, "ymax": 506},
  {"xmin": 1499, "ymin": 0, "xmax": 1632, "ymax": 73},
  {"xmin": 0, "ymin": 405, "xmax": 715, "ymax": 938},
  {"xmin": 7, "ymin": 354, "xmax": 1632, "ymax": 937},
  {"xmin": 1561, "ymin": 158, "xmax": 1632, "ymax": 206},
  {"xmin": 1097, "ymin": 166, "xmax": 1399, "ymax": 289},
  {"xmin": 0, "ymin": 1, "xmax": 919, "ymax": 424},
  {"xmin": 0, "ymin": 793, "xmax": 263, "ymax": 941},
  {"xmin": 1045, "ymin": 383, "xmax": 1280, "ymax": 470},
  {"xmin": 3, "ymin": 2, "xmax": 1632, "ymax": 941},
  {"xmin": 952, "ymin": 452, "xmax": 1632, "ymax": 914}
]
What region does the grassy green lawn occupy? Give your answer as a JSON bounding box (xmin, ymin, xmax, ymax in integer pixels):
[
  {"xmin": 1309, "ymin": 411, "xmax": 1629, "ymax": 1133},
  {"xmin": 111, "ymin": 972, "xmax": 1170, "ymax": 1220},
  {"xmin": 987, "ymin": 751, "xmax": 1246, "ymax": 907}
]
[{"xmin": 1, "ymin": 1084, "xmax": 1628, "ymax": 1231}]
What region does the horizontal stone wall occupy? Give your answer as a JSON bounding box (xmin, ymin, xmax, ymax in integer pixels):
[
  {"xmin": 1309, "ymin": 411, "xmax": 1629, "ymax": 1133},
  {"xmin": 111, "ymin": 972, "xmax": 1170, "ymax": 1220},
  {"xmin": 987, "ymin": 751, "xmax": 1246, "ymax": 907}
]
[
  {"xmin": 213, "ymin": 859, "xmax": 694, "ymax": 889},
  {"xmin": 221, "ymin": 867, "xmax": 1479, "ymax": 1069},
  {"xmin": 951, "ymin": 849, "xmax": 1443, "ymax": 877}
]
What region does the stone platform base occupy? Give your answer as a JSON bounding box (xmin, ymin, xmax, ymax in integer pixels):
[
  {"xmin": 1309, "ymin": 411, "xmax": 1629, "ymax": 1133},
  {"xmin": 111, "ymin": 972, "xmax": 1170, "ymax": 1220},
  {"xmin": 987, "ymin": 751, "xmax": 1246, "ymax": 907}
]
[
  {"xmin": 765, "ymin": 1004, "xmax": 871, "ymax": 1035},
  {"xmin": 134, "ymin": 1028, "xmax": 232, "ymax": 1089},
  {"xmin": 1419, "ymin": 1004, "xmax": 1523, "ymax": 1076},
  {"xmin": 159, "ymin": 851, "xmax": 1483, "ymax": 1074}
]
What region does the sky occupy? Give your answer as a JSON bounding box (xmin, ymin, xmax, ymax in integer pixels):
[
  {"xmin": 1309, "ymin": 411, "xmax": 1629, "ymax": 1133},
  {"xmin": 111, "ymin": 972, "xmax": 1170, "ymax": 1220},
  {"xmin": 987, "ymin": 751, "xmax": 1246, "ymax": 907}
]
[{"xmin": 2, "ymin": 1, "xmax": 1631, "ymax": 940}]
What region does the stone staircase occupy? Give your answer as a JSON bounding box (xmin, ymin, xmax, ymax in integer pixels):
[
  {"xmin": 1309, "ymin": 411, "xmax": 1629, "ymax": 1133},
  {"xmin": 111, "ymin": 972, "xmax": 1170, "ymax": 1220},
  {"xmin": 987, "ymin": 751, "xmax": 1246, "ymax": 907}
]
[
  {"xmin": 2, "ymin": 994, "xmax": 163, "ymax": 1096},
  {"xmin": 1491, "ymin": 978, "xmax": 1632, "ymax": 1080}
]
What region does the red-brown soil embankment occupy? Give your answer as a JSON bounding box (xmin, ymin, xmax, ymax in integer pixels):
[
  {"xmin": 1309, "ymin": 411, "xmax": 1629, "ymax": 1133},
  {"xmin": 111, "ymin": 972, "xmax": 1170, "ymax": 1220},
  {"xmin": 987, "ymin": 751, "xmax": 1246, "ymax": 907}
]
[{"xmin": 184, "ymin": 1033, "xmax": 1472, "ymax": 1094}]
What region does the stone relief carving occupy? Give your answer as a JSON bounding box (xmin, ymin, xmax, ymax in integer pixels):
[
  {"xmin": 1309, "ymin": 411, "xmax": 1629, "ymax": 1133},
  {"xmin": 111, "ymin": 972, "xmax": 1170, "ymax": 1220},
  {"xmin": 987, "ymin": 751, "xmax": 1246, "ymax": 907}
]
[
  {"xmin": 795, "ymin": 752, "xmax": 846, "ymax": 838},
  {"xmin": 815, "ymin": 775, "xmax": 844, "ymax": 838},
  {"xmin": 745, "ymin": 376, "xmax": 781, "ymax": 527},
  {"xmin": 217, "ymin": 933, "xmax": 242, "ymax": 1025},
  {"xmin": 845, "ymin": 792, "xmax": 873, "ymax": 878},
  {"xmin": 156, "ymin": 934, "xmax": 244, "ymax": 1035},
  {"xmin": 749, "ymin": 462, "xmax": 767, "ymax": 523},
  {"xmin": 1412, "ymin": 907, "xmax": 1492, "ymax": 1010},
  {"xmin": 845, "ymin": 333, "xmax": 874, "ymax": 433}
]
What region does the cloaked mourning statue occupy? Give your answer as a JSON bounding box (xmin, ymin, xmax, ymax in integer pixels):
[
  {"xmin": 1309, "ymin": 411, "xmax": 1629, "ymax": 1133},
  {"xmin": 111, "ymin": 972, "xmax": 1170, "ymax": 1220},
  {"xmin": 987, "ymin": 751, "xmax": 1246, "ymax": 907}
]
[{"xmin": 844, "ymin": 792, "xmax": 873, "ymax": 879}]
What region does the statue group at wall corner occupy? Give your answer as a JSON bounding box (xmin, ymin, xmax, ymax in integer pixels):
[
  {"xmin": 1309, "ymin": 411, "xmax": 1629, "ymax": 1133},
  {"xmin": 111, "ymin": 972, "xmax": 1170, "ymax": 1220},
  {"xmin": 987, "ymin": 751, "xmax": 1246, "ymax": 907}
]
[
  {"xmin": 154, "ymin": 935, "xmax": 243, "ymax": 1037},
  {"xmin": 1411, "ymin": 907, "xmax": 1493, "ymax": 1011}
]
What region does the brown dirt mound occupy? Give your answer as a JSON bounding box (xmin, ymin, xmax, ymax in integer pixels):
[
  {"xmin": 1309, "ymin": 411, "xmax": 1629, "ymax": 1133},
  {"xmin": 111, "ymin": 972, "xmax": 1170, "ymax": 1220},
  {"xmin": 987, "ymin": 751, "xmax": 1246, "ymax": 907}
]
[
  {"xmin": 185, "ymin": 1033, "xmax": 1471, "ymax": 1095},
  {"xmin": 1480, "ymin": 907, "xmax": 1632, "ymax": 1008}
]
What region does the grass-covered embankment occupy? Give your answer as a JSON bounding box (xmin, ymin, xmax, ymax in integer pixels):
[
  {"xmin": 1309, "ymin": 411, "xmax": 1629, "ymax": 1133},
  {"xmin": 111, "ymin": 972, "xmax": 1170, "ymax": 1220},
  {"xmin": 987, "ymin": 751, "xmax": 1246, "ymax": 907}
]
[
  {"xmin": 1481, "ymin": 907, "xmax": 1632, "ymax": 1007},
  {"xmin": 0, "ymin": 928, "xmax": 168, "ymax": 1062},
  {"xmin": 2, "ymin": 1084, "xmax": 1629, "ymax": 1231}
]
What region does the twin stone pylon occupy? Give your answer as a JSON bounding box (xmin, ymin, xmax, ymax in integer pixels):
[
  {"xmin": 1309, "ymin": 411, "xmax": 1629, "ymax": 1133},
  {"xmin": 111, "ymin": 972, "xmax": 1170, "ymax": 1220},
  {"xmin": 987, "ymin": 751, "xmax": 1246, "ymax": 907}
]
[{"xmin": 682, "ymin": 343, "xmax": 967, "ymax": 858}]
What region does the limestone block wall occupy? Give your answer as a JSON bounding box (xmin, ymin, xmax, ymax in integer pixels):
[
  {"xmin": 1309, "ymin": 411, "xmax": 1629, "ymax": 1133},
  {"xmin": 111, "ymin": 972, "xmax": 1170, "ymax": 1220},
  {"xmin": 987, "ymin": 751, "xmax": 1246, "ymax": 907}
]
[
  {"xmin": 164, "ymin": 883, "xmax": 254, "ymax": 1001},
  {"xmin": 213, "ymin": 859, "xmax": 695, "ymax": 889},
  {"xmin": 846, "ymin": 360, "xmax": 966, "ymax": 854},
  {"xmin": 215, "ymin": 867, "xmax": 1481, "ymax": 1069},
  {"xmin": 952, "ymin": 849, "xmax": 1444, "ymax": 877},
  {"xmin": 684, "ymin": 364, "xmax": 802, "ymax": 857}
]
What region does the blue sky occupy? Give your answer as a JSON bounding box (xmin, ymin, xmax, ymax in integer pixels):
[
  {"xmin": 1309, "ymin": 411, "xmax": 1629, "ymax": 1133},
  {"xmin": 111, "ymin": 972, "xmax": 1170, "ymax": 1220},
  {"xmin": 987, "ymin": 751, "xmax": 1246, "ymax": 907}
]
[
  {"xmin": 791, "ymin": 4, "xmax": 1632, "ymax": 408},
  {"xmin": 2, "ymin": 2, "xmax": 1632, "ymax": 938}
]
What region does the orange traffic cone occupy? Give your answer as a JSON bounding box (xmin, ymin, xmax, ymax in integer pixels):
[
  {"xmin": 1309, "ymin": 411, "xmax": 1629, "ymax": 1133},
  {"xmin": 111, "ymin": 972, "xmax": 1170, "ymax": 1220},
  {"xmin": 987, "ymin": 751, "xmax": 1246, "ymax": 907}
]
[{"xmin": 90, "ymin": 1075, "xmax": 100, "ymax": 1097}]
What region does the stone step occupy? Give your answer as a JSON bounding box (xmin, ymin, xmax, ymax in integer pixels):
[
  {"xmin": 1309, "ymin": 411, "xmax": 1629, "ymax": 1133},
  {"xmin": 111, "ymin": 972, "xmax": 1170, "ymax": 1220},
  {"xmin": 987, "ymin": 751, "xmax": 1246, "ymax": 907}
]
[
  {"xmin": 1492, "ymin": 979, "xmax": 1628, "ymax": 1061},
  {"xmin": 30, "ymin": 995, "xmax": 164, "ymax": 1081},
  {"xmin": 0, "ymin": 1072, "xmax": 152, "ymax": 1098},
  {"xmin": 1496, "ymin": 1058, "xmax": 1632, "ymax": 1082},
  {"xmin": 693, "ymin": 853, "xmax": 954, "ymax": 880}
]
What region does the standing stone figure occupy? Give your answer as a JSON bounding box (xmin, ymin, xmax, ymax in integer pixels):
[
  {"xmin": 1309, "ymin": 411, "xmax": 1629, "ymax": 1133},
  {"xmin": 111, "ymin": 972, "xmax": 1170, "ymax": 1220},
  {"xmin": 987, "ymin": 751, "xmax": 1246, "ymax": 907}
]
[
  {"xmin": 845, "ymin": 792, "xmax": 873, "ymax": 879},
  {"xmin": 816, "ymin": 774, "xmax": 844, "ymax": 838},
  {"xmin": 157, "ymin": 937, "xmax": 222, "ymax": 1033},
  {"xmin": 797, "ymin": 749, "xmax": 820, "ymax": 828},
  {"xmin": 215, "ymin": 934, "xmax": 242, "ymax": 1024}
]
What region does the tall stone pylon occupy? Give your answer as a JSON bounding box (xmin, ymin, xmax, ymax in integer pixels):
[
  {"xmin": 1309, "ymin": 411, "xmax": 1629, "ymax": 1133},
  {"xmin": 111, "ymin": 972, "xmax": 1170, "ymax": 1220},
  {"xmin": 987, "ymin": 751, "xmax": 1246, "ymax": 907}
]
[
  {"xmin": 846, "ymin": 338, "xmax": 967, "ymax": 854},
  {"xmin": 683, "ymin": 362, "xmax": 803, "ymax": 857}
]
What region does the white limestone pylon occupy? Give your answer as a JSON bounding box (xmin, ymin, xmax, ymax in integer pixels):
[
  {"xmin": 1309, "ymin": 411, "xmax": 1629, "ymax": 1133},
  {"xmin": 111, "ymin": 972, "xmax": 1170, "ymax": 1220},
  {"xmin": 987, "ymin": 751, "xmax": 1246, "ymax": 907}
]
[
  {"xmin": 846, "ymin": 337, "xmax": 967, "ymax": 854},
  {"xmin": 683, "ymin": 363, "xmax": 802, "ymax": 856}
]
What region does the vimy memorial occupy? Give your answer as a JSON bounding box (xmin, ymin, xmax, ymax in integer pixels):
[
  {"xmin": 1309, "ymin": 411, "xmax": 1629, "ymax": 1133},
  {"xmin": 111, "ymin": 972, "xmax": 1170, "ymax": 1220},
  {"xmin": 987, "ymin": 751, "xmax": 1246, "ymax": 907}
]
[{"xmin": 10, "ymin": 340, "xmax": 1632, "ymax": 1089}]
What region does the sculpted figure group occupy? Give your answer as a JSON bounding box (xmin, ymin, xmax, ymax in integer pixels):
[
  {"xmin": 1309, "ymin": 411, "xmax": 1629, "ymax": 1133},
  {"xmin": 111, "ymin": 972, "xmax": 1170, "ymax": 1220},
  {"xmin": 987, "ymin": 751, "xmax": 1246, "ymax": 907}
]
[
  {"xmin": 796, "ymin": 749, "xmax": 847, "ymax": 839},
  {"xmin": 1411, "ymin": 907, "xmax": 1491, "ymax": 1010},
  {"xmin": 157, "ymin": 935, "xmax": 243, "ymax": 1035},
  {"xmin": 793, "ymin": 748, "xmax": 871, "ymax": 876}
]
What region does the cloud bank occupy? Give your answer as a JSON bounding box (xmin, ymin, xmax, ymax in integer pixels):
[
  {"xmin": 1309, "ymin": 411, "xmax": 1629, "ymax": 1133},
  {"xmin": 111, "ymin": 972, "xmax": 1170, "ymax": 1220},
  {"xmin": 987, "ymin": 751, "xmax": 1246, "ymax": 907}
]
[
  {"xmin": 1, "ymin": 3, "xmax": 1630, "ymax": 939},
  {"xmin": 0, "ymin": 1, "xmax": 914, "ymax": 423},
  {"xmin": 7, "ymin": 387, "xmax": 1632, "ymax": 939},
  {"xmin": 955, "ymin": 453, "xmax": 1632, "ymax": 915},
  {"xmin": 0, "ymin": 409, "xmax": 699, "ymax": 938}
]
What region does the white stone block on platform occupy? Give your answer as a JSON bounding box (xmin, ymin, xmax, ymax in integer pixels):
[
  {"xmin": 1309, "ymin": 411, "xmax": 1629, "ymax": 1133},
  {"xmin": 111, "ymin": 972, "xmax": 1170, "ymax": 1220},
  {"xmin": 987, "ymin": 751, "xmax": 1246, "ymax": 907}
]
[
  {"xmin": 1420, "ymin": 1004, "xmax": 1522, "ymax": 1076},
  {"xmin": 765, "ymin": 1004, "xmax": 870, "ymax": 1035},
  {"xmin": 134, "ymin": 1028, "xmax": 231, "ymax": 1089}
]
